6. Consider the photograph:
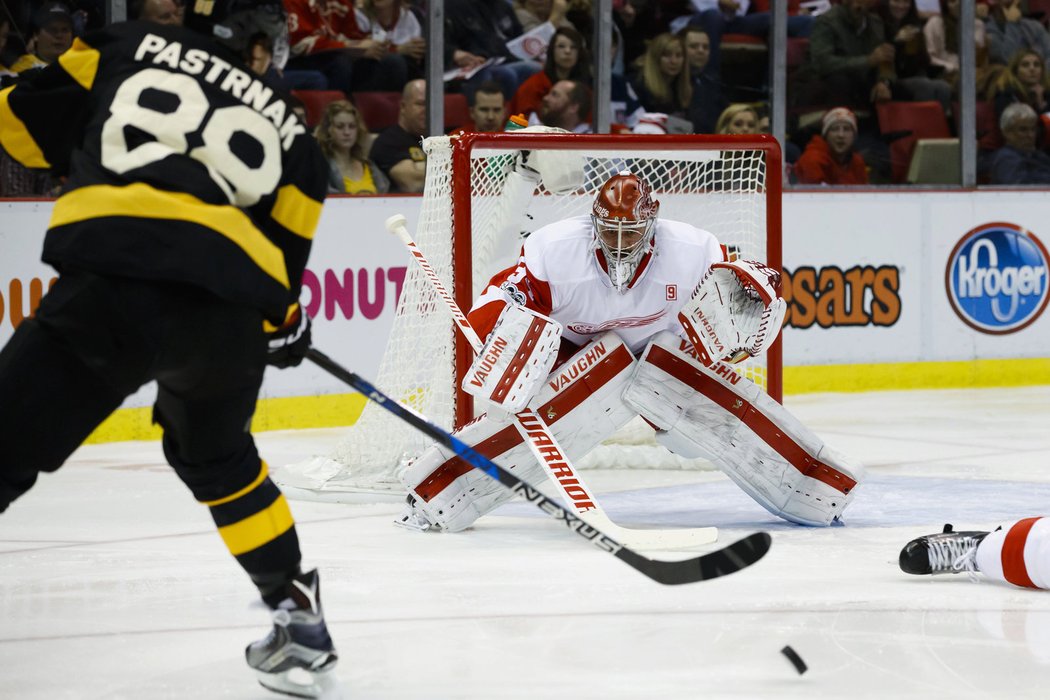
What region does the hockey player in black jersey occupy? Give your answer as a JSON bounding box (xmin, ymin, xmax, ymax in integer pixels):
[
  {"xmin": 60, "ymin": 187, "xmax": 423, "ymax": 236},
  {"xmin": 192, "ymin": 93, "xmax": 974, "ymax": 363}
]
[{"xmin": 0, "ymin": 2, "xmax": 337, "ymax": 697}]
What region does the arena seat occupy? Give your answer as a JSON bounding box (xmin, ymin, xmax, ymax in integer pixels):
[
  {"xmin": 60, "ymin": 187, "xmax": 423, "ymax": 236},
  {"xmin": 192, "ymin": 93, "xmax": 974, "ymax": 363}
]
[
  {"xmin": 876, "ymin": 101, "xmax": 951, "ymax": 184},
  {"xmin": 352, "ymin": 91, "xmax": 472, "ymax": 133},
  {"xmin": 290, "ymin": 90, "xmax": 346, "ymax": 129}
]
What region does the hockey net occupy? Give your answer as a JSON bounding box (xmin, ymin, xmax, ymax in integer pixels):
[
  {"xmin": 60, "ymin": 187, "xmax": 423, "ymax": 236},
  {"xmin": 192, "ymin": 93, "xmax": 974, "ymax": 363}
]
[{"xmin": 280, "ymin": 133, "xmax": 782, "ymax": 494}]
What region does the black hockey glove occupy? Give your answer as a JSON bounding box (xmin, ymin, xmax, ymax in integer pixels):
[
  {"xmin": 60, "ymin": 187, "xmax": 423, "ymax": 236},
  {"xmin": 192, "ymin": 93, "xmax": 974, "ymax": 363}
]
[{"xmin": 267, "ymin": 306, "xmax": 311, "ymax": 368}]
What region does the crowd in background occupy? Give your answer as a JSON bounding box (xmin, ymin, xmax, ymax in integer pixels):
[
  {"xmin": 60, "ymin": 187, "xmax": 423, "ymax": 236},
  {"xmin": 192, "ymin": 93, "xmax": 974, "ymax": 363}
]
[{"xmin": 5, "ymin": 0, "xmax": 1050, "ymax": 195}]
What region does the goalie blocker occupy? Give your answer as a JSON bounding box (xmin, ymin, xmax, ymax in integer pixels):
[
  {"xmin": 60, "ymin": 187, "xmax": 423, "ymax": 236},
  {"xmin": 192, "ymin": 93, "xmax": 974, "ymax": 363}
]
[{"xmin": 623, "ymin": 332, "xmax": 864, "ymax": 526}]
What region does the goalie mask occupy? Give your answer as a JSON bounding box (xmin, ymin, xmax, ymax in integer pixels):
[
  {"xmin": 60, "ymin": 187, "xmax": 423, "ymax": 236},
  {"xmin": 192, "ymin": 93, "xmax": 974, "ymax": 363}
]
[{"xmin": 591, "ymin": 171, "xmax": 660, "ymax": 293}]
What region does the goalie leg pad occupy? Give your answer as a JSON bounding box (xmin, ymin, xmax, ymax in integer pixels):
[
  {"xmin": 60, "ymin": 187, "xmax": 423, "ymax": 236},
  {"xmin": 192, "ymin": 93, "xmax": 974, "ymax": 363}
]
[
  {"xmin": 399, "ymin": 333, "xmax": 639, "ymax": 532},
  {"xmin": 623, "ymin": 332, "xmax": 865, "ymax": 526}
]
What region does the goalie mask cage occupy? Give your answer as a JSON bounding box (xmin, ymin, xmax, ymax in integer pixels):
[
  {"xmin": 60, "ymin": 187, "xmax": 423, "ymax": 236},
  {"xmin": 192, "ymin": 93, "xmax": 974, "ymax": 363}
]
[{"xmin": 282, "ymin": 132, "xmax": 782, "ymax": 494}]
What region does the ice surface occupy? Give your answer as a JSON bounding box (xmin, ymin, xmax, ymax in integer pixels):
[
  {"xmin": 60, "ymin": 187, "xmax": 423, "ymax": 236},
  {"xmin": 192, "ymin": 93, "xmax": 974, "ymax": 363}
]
[{"xmin": 2, "ymin": 387, "xmax": 1049, "ymax": 699}]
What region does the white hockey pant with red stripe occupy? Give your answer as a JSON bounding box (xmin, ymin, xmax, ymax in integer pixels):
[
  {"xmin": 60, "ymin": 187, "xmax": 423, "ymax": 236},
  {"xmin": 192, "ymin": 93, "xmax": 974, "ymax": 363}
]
[
  {"xmin": 622, "ymin": 331, "xmax": 865, "ymax": 526},
  {"xmin": 399, "ymin": 332, "xmax": 638, "ymax": 532},
  {"xmin": 976, "ymin": 517, "xmax": 1050, "ymax": 590}
]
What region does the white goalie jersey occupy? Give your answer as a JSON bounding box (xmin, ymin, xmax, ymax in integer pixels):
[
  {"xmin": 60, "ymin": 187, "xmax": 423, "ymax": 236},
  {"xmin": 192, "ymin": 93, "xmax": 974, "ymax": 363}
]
[{"xmin": 467, "ymin": 215, "xmax": 725, "ymax": 354}]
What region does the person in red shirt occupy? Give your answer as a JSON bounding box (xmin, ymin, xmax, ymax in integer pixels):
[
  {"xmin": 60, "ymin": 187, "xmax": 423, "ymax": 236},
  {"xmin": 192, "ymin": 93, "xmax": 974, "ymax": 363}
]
[
  {"xmin": 795, "ymin": 107, "xmax": 870, "ymax": 185},
  {"xmin": 284, "ymin": 0, "xmax": 408, "ymax": 93}
]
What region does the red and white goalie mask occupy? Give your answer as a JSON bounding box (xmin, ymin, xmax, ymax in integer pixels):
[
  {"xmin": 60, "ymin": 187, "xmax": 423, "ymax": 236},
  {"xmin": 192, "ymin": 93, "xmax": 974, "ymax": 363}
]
[{"xmin": 591, "ymin": 171, "xmax": 660, "ymax": 294}]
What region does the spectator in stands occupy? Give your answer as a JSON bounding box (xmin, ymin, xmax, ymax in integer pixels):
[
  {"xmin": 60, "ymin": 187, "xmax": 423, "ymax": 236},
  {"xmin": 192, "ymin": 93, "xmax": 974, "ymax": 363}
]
[
  {"xmin": 877, "ymin": 0, "xmax": 952, "ymax": 114},
  {"xmin": 370, "ymin": 79, "xmax": 428, "ymax": 193},
  {"xmin": 529, "ymin": 78, "xmax": 592, "ymax": 132},
  {"xmin": 284, "ymin": 0, "xmax": 409, "ymax": 94},
  {"xmin": 511, "ymin": 27, "xmax": 591, "ymax": 118},
  {"xmin": 11, "ymin": 2, "xmax": 75, "ymax": 75},
  {"xmin": 465, "ymin": 80, "xmax": 509, "ymax": 133},
  {"xmin": 355, "ymin": 0, "xmax": 426, "ymax": 81},
  {"xmin": 808, "ymin": 0, "xmax": 950, "ymax": 112},
  {"xmin": 679, "ymin": 25, "xmax": 727, "ymax": 133},
  {"xmin": 683, "ymin": 0, "xmax": 814, "ymax": 82},
  {"xmin": 614, "ymin": 0, "xmax": 670, "ymax": 69},
  {"xmin": 986, "ymin": 0, "xmax": 1050, "ymax": 70},
  {"xmin": 246, "ymin": 32, "xmax": 274, "ymax": 76},
  {"xmin": 607, "ymin": 29, "xmax": 645, "ymax": 129},
  {"xmin": 630, "ymin": 32, "xmax": 692, "ymax": 119},
  {"xmin": 924, "ymin": 0, "xmax": 988, "ymax": 87},
  {"xmin": 715, "ymin": 102, "xmax": 759, "ymax": 134},
  {"xmin": 988, "ymin": 48, "xmax": 1050, "ymax": 120},
  {"xmin": 444, "ymin": 0, "xmax": 543, "ymax": 101},
  {"xmin": 795, "ymin": 107, "xmax": 870, "ymax": 185},
  {"xmin": 989, "ymin": 101, "xmax": 1050, "ymax": 184},
  {"xmin": 514, "ymin": 0, "xmax": 576, "ymax": 32},
  {"xmin": 315, "ymin": 100, "xmax": 389, "ymax": 194},
  {"xmin": 130, "ymin": 0, "xmax": 183, "ymax": 24}
]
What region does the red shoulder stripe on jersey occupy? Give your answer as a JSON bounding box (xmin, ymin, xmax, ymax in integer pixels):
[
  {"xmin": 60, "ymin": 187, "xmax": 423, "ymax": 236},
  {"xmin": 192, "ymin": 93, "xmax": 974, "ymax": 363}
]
[{"xmin": 1002, "ymin": 517, "xmax": 1040, "ymax": 589}]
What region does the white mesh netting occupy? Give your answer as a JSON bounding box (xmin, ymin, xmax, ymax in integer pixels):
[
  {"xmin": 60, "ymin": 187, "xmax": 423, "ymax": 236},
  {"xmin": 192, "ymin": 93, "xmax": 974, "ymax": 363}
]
[{"xmin": 278, "ymin": 134, "xmax": 776, "ymax": 495}]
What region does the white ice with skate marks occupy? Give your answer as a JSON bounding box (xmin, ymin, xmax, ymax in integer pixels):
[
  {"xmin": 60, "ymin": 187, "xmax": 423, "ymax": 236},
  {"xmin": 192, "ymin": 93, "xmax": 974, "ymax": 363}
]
[{"xmin": 1, "ymin": 387, "xmax": 1050, "ymax": 698}]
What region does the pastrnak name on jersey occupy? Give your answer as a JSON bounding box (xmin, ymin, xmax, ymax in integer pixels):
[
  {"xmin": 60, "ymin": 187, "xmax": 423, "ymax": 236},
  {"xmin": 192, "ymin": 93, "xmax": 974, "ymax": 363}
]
[{"xmin": 134, "ymin": 33, "xmax": 305, "ymax": 151}]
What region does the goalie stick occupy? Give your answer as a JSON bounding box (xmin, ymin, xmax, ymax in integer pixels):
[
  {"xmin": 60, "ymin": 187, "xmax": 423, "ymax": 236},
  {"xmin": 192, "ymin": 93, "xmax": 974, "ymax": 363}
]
[
  {"xmin": 384, "ymin": 213, "xmax": 718, "ymax": 550},
  {"xmin": 305, "ymin": 348, "xmax": 771, "ymax": 585}
]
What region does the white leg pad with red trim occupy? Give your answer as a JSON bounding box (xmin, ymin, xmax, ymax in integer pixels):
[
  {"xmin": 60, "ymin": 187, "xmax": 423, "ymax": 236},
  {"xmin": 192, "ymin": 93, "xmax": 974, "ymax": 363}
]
[
  {"xmin": 622, "ymin": 332, "xmax": 865, "ymax": 526},
  {"xmin": 397, "ymin": 332, "xmax": 639, "ymax": 532}
]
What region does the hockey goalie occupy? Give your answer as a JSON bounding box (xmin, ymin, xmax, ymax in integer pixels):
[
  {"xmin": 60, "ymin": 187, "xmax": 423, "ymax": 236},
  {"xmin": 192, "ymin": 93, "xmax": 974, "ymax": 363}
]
[{"xmin": 396, "ymin": 171, "xmax": 865, "ymax": 533}]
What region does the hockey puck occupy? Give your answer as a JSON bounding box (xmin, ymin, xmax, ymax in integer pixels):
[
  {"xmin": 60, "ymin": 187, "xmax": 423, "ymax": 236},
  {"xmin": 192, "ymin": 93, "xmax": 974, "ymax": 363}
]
[{"xmin": 780, "ymin": 645, "xmax": 807, "ymax": 675}]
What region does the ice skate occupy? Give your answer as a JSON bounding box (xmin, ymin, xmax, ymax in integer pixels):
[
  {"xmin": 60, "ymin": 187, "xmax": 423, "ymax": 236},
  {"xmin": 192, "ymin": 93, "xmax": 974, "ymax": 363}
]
[
  {"xmin": 393, "ymin": 494, "xmax": 439, "ymax": 532},
  {"xmin": 246, "ymin": 569, "xmax": 338, "ymax": 698},
  {"xmin": 899, "ymin": 524, "xmax": 989, "ymax": 576}
]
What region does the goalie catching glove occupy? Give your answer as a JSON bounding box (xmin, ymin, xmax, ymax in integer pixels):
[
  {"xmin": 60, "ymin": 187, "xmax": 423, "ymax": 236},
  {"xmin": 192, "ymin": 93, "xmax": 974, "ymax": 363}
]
[
  {"xmin": 461, "ymin": 302, "xmax": 563, "ymax": 413},
  {"xmin": 678, "ymin": 259, "xmax": 786, "ymax": 366}
]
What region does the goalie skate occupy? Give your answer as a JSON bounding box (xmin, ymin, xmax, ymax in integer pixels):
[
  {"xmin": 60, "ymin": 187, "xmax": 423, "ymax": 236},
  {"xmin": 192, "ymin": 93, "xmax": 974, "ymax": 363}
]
[{"xmin": 246, "ymin": 569, "xmax": 338, "ymax": 698}]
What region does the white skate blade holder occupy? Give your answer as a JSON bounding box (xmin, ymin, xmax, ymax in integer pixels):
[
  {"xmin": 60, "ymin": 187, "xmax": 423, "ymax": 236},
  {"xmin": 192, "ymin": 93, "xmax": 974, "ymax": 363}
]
[{"xmin": 254, "ymin": 663, "xmax": 340, "ymax": 699}]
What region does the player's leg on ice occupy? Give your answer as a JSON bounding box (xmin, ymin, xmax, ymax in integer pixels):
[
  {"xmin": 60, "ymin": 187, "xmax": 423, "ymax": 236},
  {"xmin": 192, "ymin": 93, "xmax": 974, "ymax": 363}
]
[
  {"xmin": 153, "ymin": 292, "xmax": 336, "ymax": 696},
  {"xmin": 396, "ymin": 332, "xmax": 638, "ymax": 531},
  {"xmin": 623, "ymin": 331, "xmax": 865, "ymax": 526},
  {"xmin": 0, "ymin": 272, "xmax": 148, "ymax": 511},
  {"xmin": 900, "ymin": 518, "xmax": 1050, "ymax": 589}
]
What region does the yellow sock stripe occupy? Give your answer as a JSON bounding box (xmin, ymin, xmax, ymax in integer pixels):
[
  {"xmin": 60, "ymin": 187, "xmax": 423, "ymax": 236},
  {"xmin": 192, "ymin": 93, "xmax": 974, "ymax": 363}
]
[
  {"xmin": 0, "ymin": 87, "xmax": 49, "ymax": 168},
  {"xmin": 216, "ymin": 493, "xmax": 295, "ymax": 556},
  {"xmin": 200, "ymin": 461, "xmax": 269, "ymax": 507}
]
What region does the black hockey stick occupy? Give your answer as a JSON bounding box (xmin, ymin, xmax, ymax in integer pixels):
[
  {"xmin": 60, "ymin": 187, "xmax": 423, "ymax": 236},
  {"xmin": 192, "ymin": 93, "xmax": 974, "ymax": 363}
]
[{"xmin": 306, "ymin": 348, "xmax": 771, "ymax": 585}]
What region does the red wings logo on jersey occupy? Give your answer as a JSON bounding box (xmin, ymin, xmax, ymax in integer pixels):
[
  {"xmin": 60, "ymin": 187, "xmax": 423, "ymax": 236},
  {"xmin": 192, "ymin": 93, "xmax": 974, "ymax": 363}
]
[{"xmin": 566, "ymin": 309, "xmax": 667, "ymax": 335}]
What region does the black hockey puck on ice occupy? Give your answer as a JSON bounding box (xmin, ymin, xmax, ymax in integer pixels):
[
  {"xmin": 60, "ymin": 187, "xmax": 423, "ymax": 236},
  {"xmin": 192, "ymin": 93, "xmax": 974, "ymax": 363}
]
[{"xmin": 780, "ymin": 645, "xmax": 807, "ymax": 675}]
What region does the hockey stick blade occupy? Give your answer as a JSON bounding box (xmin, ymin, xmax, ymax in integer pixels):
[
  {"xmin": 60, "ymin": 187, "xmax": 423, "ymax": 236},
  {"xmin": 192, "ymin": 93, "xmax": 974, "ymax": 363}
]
[{"xmin": 306, "ymin": 348, "xmax": 770, "ymax": 585}]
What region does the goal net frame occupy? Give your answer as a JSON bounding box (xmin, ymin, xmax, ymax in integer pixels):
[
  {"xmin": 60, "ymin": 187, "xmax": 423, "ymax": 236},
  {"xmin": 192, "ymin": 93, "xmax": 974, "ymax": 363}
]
[{"xmin": 279, "ymin": 131, "xmax": 782, "ymax": 495}]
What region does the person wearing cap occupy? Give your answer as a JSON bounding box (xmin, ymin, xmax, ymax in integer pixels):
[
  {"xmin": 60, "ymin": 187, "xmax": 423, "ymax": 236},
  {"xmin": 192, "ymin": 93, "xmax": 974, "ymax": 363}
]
[
  {"xmin": 10, "ymin": 1, "xmax": 75, "ymax": 74},
  {"xmin": 795, "ymin": 107, "xmax": 870, "ymax": 185}
]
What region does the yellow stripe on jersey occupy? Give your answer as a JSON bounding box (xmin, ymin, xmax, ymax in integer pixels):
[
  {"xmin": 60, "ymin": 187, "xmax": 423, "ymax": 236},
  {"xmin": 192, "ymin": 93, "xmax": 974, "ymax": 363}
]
[
  {"xmin": 200, "ymin": 461, "xmax": 270, "ymax": 507},
  {"xmin": 50, "ymin": 183, "xmax": 290, "ymax": 289},
  {"xmin": 216, "ymin": 494, "xmax": 295, "ymax": 556},
  {"xmin": 0, "ymin": 87, "xmax": 50, "ymax": 168},
  {"xmin": 271, "ymin": 184, "xmax": 322, "ymax": 240},
  {"xmin": 58, "ymin": 38, "xmax": 101, "ymax": 90}
]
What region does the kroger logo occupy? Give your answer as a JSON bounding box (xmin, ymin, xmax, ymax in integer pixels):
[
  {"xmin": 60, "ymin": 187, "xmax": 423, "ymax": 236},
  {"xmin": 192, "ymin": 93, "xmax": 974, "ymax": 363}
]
[{"xmin": 946, "ymin": 222, "xmax": 1050, "ymax": 334}]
